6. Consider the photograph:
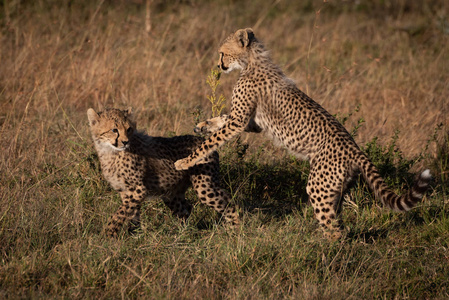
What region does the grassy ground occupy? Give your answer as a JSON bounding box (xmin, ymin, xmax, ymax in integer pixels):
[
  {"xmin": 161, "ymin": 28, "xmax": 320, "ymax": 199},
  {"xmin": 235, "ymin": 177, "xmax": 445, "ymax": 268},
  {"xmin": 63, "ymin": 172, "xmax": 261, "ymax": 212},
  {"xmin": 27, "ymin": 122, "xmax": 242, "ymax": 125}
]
[{"xmin": 1, "ymin": 0, "xmax": 448, "ymax": 298}]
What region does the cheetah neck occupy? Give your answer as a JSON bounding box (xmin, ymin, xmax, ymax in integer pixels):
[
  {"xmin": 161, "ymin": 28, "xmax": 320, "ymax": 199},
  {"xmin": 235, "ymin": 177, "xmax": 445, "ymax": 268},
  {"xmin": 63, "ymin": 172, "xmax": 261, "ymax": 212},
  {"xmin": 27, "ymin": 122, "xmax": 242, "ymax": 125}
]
[{"xmin": 244, "ymin": 49, "xmax": 284, "ymax": 79}]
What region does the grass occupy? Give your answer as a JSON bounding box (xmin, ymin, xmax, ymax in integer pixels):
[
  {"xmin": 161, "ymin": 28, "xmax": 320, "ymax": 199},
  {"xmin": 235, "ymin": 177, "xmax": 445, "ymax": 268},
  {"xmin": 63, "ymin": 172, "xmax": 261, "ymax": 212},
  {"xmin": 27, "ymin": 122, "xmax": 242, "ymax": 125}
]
[{"xmin": 1, "ymin": 0, "xmax": 448, "ymax": 298}]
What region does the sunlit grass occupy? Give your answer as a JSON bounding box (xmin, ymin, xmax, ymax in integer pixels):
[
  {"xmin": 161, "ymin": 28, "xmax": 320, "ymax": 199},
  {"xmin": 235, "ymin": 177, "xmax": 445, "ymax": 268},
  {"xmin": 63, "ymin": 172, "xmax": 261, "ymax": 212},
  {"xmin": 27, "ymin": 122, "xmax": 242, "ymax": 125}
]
[{"xmin": 0, "ymin": 0, "xmax": 448, "ymax": 298}]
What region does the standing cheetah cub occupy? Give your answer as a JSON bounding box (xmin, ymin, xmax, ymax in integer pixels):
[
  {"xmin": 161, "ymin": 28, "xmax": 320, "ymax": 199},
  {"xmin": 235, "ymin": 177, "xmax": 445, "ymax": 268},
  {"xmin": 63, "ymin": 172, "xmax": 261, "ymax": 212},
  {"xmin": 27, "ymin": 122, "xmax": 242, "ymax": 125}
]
[
  {"xmin": 175, "ymin": 28, "xmax": 431, "ymax": 239},
  {"xmin": 87, "ymin": 108, "xmax": 239, "ymax": 237}
]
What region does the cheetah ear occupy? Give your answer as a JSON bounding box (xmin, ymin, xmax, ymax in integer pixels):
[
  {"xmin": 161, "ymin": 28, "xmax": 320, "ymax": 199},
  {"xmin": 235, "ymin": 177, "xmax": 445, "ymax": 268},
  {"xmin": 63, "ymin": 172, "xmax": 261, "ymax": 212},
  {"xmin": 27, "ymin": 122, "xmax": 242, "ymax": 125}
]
[
  {"xmin": 235, "ymin": 28, "xmax": 255, "ymax": 48},
  {"xmin": 87, "ymin": 108, "xmax": 99, "ymax": 126},
  {"xmin": 124, "ymin": 107, "xmax": 136, "ymax": 128},
  {"xmin": 124, "ymin": 107, "xmax": 133, "ymax": 117}
]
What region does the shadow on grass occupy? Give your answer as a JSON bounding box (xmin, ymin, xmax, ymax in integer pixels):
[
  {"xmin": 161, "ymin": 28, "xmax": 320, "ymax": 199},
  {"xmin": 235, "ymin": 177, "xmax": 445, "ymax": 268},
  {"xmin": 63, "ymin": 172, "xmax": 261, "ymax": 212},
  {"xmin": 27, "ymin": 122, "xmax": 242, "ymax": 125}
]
[
  {"xmin": 221, "ymin": 153, "xmax": 310, "ymax": 219},
  {"xmin": 346, "ymin": 228, "xmax": 390, "ymax": 243}
]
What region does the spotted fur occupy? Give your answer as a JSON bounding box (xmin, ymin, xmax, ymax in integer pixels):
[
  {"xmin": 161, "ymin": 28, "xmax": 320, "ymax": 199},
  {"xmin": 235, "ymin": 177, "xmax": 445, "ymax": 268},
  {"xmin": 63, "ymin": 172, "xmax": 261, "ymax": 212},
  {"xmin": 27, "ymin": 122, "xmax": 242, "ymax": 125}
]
[
  {"xmin": 194, "ymin": 114, "xmax": 262, "ymax": 135},
  {"xmin": 87, "ymin": 108, "xmax": 239, "ymax": 237},
  {"xmin": 175, "ymin": 28, "xmax": 431, "ymax": 239}
]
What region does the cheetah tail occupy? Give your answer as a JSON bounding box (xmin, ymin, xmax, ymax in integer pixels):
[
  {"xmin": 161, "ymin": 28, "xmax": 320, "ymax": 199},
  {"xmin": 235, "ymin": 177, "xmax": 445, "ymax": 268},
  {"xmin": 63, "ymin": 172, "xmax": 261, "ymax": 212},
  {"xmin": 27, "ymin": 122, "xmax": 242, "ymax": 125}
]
[{"xmin": 358, "ymin": 155, "xmax": 432, "ymax": 212}]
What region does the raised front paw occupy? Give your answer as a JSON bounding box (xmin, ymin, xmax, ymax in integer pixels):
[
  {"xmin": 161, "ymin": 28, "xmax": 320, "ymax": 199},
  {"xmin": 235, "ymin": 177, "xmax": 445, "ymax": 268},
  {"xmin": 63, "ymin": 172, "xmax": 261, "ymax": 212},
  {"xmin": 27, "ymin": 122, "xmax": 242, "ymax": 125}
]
[
  {"xmin": 175, "ymin": 158, "xmax": 194, "ymax": 170},
  {"xmin": 194, "ymin": 115, "xmax": 228, "ymax": 134}
]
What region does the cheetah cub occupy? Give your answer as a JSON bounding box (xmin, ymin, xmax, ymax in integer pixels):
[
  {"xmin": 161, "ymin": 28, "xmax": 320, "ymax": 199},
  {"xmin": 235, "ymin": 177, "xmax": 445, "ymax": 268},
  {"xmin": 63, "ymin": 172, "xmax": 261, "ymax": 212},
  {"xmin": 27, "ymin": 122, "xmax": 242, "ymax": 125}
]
[
  {"xmin": 87, "ymin": 108, "xmax": 239, "ymax": 237},
  {"xmin": 175, "ymin": 28, "xmax": 431, "ymax": 239}
]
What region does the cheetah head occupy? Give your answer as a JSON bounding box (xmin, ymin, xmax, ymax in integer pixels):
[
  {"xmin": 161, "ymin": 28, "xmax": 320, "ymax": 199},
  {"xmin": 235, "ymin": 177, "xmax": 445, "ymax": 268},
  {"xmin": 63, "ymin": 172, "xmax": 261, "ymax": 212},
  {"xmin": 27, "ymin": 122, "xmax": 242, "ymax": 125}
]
[
  {"xmin": 87, "ymin": 108, "xmax": 135, "ymax": 152},
  {"xmin": 218, "ymin": 28, "xmax": 256, "ymax": 73}
]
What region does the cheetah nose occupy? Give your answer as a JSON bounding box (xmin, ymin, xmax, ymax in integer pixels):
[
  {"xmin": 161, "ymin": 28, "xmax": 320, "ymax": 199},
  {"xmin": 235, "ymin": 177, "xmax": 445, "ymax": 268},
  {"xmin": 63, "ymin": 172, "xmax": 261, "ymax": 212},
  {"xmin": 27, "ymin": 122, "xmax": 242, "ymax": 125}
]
[
  {"xmin": 122, "ymin": 140, "xmax": 129, "ymax": 146},
  {"xmin": 194, "ymin": 127, "xmax": 200, "ymax": 134}
]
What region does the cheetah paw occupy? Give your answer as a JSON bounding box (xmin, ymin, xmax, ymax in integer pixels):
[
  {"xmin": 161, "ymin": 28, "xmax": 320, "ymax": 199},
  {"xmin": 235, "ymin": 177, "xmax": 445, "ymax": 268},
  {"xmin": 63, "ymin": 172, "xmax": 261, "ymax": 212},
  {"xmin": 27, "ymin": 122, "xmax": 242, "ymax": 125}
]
[
  {"xmin": 323, "ymin": 230, "xmax": 342, "ymax": 241},
  {"xmin": 194, "ymin": 115, "xmax": 228, "ymax": 134},
  {"xmin": 106, "ymin": 228, "xmax": 119, "ymax": 238},
  {"xmin": 174, "ymin": 158, "xmax": 193, "ymax": 170}
]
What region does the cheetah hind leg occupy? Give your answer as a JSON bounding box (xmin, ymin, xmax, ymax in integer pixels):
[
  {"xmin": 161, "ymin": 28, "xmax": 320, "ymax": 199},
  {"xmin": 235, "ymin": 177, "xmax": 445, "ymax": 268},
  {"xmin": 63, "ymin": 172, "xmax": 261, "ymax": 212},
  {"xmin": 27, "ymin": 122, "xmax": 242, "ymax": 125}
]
[
  {"xmin": 190, "ymin": 172, "xmax": 240, "ymax": 227},
  {"xmin": 310, "ymin": 192, "xmax": 343, "ymax": 240},
  {"xmin": 162, "ymin": 194, "xmax": 193, "ymax": 221},
  {"xmin": 307, "ymin": 182, "xmax": 344, "ymax": 240}
]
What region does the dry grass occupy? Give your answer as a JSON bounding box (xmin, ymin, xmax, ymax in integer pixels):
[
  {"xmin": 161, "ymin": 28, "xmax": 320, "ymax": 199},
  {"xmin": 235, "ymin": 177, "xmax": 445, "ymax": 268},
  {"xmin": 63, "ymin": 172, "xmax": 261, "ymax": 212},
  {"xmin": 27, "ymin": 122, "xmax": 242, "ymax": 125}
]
[{"xmin": 1, "ymin": 0, "xmax": 448, "ymax": 298}]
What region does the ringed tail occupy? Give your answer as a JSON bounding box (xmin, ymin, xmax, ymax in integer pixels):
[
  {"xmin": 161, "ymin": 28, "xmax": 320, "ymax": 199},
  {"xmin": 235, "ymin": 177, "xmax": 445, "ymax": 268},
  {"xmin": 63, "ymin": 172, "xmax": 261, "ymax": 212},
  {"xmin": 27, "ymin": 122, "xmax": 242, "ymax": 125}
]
[{"xmin": 357, "ymin": 154, "xmax": 431, "ymax": 212}]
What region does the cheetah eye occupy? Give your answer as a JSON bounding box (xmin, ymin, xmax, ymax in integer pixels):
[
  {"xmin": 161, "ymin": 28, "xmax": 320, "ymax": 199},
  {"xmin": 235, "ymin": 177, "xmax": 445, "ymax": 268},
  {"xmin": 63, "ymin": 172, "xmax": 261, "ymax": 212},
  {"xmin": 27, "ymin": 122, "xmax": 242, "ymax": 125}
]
[
  {"xmin": 126, "ymin": 127, "xmax": 133, "ymax": 134},
  {"xmin": 111, "ymin": 128, "xmax": 118, "ymax": 133}
]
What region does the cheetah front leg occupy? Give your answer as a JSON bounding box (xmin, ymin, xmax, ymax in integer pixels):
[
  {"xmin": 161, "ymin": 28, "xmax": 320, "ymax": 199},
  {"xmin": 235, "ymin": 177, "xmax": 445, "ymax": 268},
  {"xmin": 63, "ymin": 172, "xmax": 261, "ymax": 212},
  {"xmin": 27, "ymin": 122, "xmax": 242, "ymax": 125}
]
[
  {"xmin": 195, "ymin": 114, "xmax": 262, "ymax": 135},
  {"xmin": 194, "ymin": 115, "xmax": 229, "ymax": 134},
  {"xmin": 175, "ymin": 121, "xmax": 244, "ymax": 170},
  {"xmin": 175, "ymin": 105, "xmax": 256, "ymax": 170},
  {"xmin": 106, "ymin": 188, "xmax": 146, "ymax": 237}
]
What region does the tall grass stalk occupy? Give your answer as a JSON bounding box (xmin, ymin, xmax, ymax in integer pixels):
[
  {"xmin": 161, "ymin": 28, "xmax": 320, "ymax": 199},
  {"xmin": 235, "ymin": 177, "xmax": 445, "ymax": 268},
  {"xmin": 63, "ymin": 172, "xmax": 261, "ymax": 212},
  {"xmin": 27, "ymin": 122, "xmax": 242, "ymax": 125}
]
[{"xmin": 206, "ymin": 68, "xmax": 226, "ymax": 118}]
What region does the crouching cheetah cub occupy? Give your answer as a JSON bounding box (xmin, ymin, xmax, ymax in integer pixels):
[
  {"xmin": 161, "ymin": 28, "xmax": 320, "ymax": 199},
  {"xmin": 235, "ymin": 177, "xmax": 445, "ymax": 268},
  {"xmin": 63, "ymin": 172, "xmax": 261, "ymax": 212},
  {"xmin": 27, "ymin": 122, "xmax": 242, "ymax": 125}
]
[
  {"xmin": 87, "ymin": 108, "xmax": 239, "ymax": 237},
  {"xmin": 175, "ymin": 28, "xmax": 431, "ymax": 239}
]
